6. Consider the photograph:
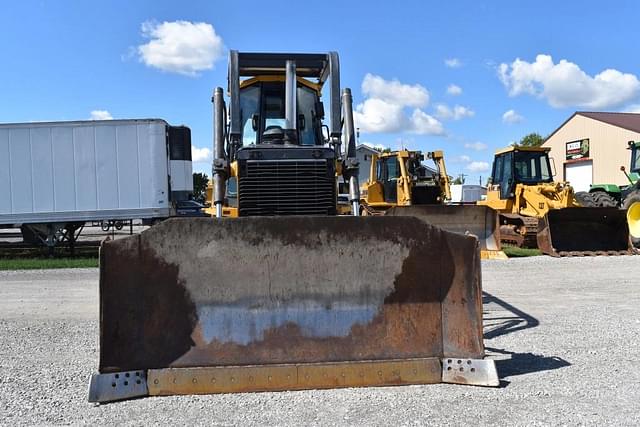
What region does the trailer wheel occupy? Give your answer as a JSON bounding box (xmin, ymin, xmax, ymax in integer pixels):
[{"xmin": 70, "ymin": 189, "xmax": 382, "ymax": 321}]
[
  {"xmin": 623, "ymin": 191, "xmax": 640, "ymax": 248},
  {"xmin": 590, "ymin": 191, "xmax": 618, "ymax": 207}
]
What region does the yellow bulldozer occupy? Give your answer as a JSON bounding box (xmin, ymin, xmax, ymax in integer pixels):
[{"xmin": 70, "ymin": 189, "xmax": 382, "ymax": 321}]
[
  {"xmin": 360, "ymin": 149, "xmax": 505, "ymax": 259},
  {"xmin": 478, "ymin": 145, "xmax": 632, "ymax": 256},
  {"xmin": 88, "ymin": 51, "xmax": 498, "ymax": 403}
]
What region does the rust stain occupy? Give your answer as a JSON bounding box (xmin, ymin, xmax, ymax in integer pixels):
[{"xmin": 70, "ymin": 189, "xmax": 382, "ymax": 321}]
[
  {"xmin": 147, "ymin": 358, "xmax": 442, "ymax": 395},
  {"xmin": 99, "ymin": 235, "xmax": 198, "ymax": 372}
]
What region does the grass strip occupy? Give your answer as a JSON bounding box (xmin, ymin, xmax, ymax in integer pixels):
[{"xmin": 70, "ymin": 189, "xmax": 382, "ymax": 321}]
[
  {"xmin": 502, "ymin": 246, "xmax": 542, "ymax": 257},
  {"xmin": 0, "ymin": 257, "xmax": 98, "ymax": 270}
]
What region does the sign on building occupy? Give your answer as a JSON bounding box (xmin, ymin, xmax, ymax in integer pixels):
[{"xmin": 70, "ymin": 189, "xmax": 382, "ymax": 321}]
[{"xmin": 566, "ymin": 139, "xmax": 590, "ymax": 160}]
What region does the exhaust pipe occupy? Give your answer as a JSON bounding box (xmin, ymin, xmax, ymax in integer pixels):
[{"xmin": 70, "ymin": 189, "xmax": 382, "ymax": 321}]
[
  {"xmin": 212, "ymin": 87, "xmax": 226, "ymax": 218},
  {"xmin": 342, "ymin": 88, "xmax": 360, "ymax": 216},
  {"xmin": 285, "ymin": 60, "xmax": 297, "ymax": 131}
]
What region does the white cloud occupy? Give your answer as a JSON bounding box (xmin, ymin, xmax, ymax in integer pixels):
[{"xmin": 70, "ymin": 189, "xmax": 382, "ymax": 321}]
[
  {"xmin": 361, "ymin": 73, "xmax": 429, "ymax": 107},
  {"xmin": 451, "ymin": 154, "xmax": 471, "ymax": 163},
  {"xmin": 138, "ymin": 20, "xmax": 224, "ymax": 76},
  {"xmin": 90, "ymin": 110, "xmax": 113, "ymax": 120},
  {"xmin": 353, "ymin": 74, "xmax": 444, "ymax": 135},
  {"xmin": 447, "ymin": 84, "xmax": 462, "ymax": 96},
  {"xmin": 353, "ymin": 98, "xmax": 406, "ymax": 133},
  {"xmin": 498, "ymin": 54, "xmax": 640, "ymax": 109},
  {"xmin": 409, "ymin": 109, "xmax": 444, "ymax": 135},
  {"xmin": 464, "ymin": 142, "xmax": 488, "ymax": 151},
  {"xmin": 191, "ymin": 146, "xmax": 212, "ymax": 163},
  {"xmin": 466, "ymin": 161, "xmax": 490, "ymax": 173},
  {"xmin": 444, "ymin": 58, "xmax": 462, "ymax": 68},
  {"xmin": 435, "ymin": 104, "xmax": 475, "ymax": 121},
  {"xmin": 502, "ymin": 109, "xmax": 524, "ymax": 123}
]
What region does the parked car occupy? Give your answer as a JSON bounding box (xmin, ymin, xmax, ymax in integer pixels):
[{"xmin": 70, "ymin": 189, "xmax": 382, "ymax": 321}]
[{"xmin": 175, "ymin": 200, "xmax": 208, "ymax": 217}]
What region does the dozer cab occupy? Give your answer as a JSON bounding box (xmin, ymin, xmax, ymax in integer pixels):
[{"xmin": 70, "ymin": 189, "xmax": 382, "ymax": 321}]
[
  {"xmin": 361, "ymin": 149, "xmax": 505, "ymax": 259},
  {"xmin": 478, "ymin": 146, "xmax": 632, "ymax": 256},
  {"xmin": 88, "ymin": 51, "xmax": 498, "ymax": 403}
]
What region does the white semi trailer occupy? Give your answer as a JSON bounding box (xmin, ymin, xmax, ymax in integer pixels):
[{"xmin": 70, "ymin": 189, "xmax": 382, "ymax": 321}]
[
  {"xmin": 448, "ymin": 184, "xmax": 487, "ymax": 204},
  {"xmin": 0, "ymin": 119, "xmax": 194, "ymax": 248}
]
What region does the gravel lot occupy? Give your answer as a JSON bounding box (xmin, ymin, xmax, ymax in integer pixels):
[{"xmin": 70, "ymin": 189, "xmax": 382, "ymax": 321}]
[{"xmin": 1, "ymin": 256, "xmax": 639, "ymax": 426}]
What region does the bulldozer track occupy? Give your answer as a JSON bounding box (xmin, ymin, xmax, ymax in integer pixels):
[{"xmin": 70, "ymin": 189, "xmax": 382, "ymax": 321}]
[{"xmin": 556, "ymin": 250, "xmax": 633, "ymax": 257}]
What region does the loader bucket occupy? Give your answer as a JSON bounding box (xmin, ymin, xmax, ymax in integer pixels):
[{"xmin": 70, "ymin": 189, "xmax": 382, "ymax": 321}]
[
  {"xmin": 385, "ymin": 205, "xmax": 506, "ymax": 260},
  {"xmin": 88, "ymin": 216, "xmax": 498, "ymax": 403},
  {"xmin": 537, "ymin": 207, "xmax": 632, "ymax": 256}
]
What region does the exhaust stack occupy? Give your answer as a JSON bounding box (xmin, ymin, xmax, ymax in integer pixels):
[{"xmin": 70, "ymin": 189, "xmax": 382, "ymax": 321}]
[
  {"xmin": 285, "ymin": 60, "xmax": 297, "ymax": 131},
  {"xmin": 212, "ymin": 87, "xmax": 226, "ymax": 218},
  {"xmin": 342, "ymin": 88, "xmax": 360, "ymax": 216}
]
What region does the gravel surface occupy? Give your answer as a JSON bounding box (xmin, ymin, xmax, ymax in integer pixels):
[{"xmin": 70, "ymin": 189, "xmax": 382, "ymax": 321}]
[{"xmin": 1, "ymin": 256, "xmax": 639, "ymax": 426}]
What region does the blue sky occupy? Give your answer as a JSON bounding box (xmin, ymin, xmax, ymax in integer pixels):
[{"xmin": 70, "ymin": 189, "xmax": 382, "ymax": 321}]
[{"xmin": 2, "ymin": 1, "xmax": 640, "ymax": 184}]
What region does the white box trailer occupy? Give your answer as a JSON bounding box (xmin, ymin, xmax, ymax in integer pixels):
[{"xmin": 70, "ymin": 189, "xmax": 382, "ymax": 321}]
[
  {"xmin": 448, "ymin": 184, "xmax": 486, "ymax": 204},
  {"xmin": 0, "ymin": 119, "xmax": 193, "ymax": 246}
]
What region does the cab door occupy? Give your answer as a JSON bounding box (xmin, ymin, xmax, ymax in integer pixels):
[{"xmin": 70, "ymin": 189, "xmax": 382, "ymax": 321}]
[
  {"xmin": 491, "ymin": 152, "xmax": 514, "ymax": 200},
  {"xmin": 377, "ymin": 157, "xmax": 400, "ymax": 203}
]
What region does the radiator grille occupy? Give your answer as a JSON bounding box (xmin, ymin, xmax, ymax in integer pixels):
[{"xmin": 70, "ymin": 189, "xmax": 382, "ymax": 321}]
[{"xmin": 238, "ymin": 160, "xmax": 335, "ymax": 216}]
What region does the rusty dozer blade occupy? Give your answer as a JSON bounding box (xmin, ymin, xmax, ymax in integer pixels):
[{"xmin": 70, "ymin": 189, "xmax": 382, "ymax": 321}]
[
  {"xmin": 88, "ymin": 216, "xmax": 498, "ymax": 403},
  {"xmin": 537, "ymin": 207, "xmax": 633, "ymax": 257},
  {"xmin": 385, "ymin": 205, "xmax": 507, "ymax": 260}
]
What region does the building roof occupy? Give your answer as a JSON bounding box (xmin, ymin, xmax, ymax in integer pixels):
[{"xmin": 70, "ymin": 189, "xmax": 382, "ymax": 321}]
[
  {"xmin": 578, "ymin": 112, "xmax": 640, "ymax": 133},
  {"xmin": 545, "ymin": 111, "xmax": 640, "ymax": 143},
  {"xmin": 356, "ymin": 144, "xmax": 380, "ymax": 154},
  {"xmin": 495, "ymin": 145, "xmax": 550, "ymax": 155}
]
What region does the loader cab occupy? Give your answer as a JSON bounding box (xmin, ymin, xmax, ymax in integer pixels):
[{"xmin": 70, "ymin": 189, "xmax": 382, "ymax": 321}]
[{"xmin": 491, "ymin": 147, "xmax": 553, "ymax": 199}]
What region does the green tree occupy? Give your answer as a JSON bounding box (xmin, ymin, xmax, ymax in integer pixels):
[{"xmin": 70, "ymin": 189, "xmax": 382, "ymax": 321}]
[
  {"xmin": 517, "ymin": 132, "xmax": 545, "ymax": 147},
  {"xmin": 452, "ymin": 174, "xmax": 466, "ymax": 185},
  {"xmin": 192, "ymin": 172, "xmax": 209, "ymax": 204},
  {"xmin": 371, "ymin": 145, "xmax": 391, "ymax": 153}
]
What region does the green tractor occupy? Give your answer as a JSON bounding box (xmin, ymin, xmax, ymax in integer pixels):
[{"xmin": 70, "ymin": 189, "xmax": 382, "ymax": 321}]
[{"xmin": 575, "ymin": 140, "xmax": 640, "ymax": 248}]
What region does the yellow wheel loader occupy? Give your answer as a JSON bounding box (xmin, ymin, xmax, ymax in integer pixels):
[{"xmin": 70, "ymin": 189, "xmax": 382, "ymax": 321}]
[
  {"xmin": 360, "ymin": 150, "xmax": 506, "ymax": 259},
  {"xmin": 88, "ymin": 51, "xmax": 498, "ymax": 403},
  {"xmin": 478, "ymin": 146, "xmax": 632, "ymax": 257}
]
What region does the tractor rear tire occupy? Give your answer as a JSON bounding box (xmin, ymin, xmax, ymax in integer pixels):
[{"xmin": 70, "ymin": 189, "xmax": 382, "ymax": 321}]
[
  {"xmin": 623, "ymin": 191, "xmax": 640, "ymax": 248},
  {"xmin": 590, "ymin": 191, "xmax": 618, "ymax": 208},
  {"xmin": 575, "ymin": 191, "xmax": 595, "ymax": 207}
]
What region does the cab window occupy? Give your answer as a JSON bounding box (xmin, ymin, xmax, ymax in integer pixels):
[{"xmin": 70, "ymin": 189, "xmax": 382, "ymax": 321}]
[
  {"xmin": 263, "ymin": 86, "xmax": 287, "ymax": 132},
  {"xmin": 514, "ymin": 151, "xmax": 552, "ymax": 183},
  {"xmin": 632, "ymin": 146, "xmax": 640, "ymax": 172},
  {"xmin": 386, "ymin": 159, "xmax": 400, "ymax": 180},
  {"xmin": 297, "ymin": 86, "xmax": 320, "ymax": 145},
  {"xmin": 239, "ymin": 85, "xmax": 260, "ymax": 145}
]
